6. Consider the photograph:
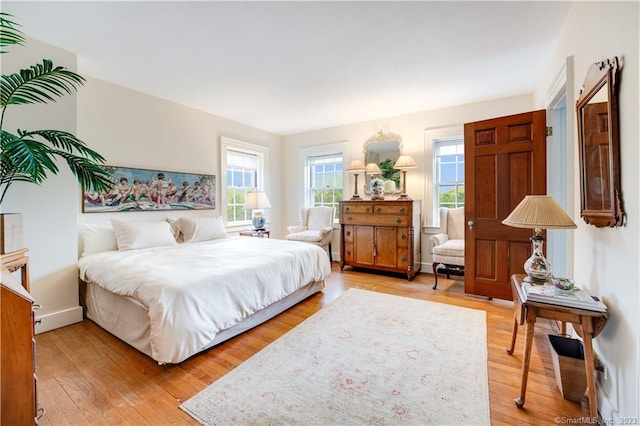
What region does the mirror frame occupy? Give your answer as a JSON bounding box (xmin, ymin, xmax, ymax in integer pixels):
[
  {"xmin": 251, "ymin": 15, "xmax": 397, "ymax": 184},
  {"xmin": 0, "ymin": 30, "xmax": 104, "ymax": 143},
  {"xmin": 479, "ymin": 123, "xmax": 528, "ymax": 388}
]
[
  {"xmin": 576, "ymin": 56, "xmax": 624, "ymax": 227},
  {"xmin": 362, "ymin": 130, "xmax": 403, "ymax": 195}
]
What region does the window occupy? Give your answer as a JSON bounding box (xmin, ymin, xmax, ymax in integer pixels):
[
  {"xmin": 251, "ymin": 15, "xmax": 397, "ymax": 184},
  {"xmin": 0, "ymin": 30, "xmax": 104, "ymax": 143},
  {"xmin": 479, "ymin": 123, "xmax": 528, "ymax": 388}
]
[
  {"xmin": 434, "ymin": 137, "xmax": 464, "ymax": 210},
  {"xmin": 307, "ymin": 153, "xmax": 343, "ymax": 220},
  {"xmin": 221, "ymin": 137, "xmax": 269, "ymax": 226}
]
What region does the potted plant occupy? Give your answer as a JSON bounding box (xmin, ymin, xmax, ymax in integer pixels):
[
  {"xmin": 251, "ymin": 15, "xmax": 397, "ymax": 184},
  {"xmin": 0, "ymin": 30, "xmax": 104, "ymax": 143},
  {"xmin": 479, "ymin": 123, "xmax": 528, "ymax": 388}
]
[{"xmin": 1, "ymin": 13, "xmax": 113, "ymax": 253}]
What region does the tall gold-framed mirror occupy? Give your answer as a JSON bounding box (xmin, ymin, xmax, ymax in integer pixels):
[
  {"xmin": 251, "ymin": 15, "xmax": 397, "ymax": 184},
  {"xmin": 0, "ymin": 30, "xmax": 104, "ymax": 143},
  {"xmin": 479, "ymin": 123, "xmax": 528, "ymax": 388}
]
[
  {"xmin": 576, "ymin": 56, "xmax": 624, "ymax": 227},
  {"xmin": 363, "ymin": 131, "xmax": 402, "ymax": 195}
]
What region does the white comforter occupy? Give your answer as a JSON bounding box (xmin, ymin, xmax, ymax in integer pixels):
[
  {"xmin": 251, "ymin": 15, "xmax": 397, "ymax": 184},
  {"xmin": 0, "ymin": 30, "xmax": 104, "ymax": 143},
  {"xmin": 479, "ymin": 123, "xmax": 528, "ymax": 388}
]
[{"xmin": 78, "ymin": 237, "xmax": 331, "ymax": 363}]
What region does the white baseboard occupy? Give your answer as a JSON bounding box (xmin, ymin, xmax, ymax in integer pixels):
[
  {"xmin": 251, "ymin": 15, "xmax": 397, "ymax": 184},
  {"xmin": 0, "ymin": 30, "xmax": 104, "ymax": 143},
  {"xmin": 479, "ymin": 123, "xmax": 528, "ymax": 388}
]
[{"xmin": 35, "ymin": 306, "xmax": 83, "ymax": 334}]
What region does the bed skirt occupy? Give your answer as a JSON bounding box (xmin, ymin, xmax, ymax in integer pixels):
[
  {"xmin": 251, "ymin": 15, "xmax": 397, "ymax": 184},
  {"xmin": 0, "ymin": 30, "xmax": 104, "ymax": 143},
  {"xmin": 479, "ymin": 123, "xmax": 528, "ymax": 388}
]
[{"xmin": 80, "ymin": 279, "xmax": 325, "ymax": 364}]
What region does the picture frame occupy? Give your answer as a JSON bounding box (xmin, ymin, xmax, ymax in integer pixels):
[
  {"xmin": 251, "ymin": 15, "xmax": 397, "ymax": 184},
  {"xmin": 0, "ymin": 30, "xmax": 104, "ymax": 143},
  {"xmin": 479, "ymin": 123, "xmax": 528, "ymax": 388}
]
[{"xmin": 83, "ymin": 166, "xmax": 215, "ymax": 213}]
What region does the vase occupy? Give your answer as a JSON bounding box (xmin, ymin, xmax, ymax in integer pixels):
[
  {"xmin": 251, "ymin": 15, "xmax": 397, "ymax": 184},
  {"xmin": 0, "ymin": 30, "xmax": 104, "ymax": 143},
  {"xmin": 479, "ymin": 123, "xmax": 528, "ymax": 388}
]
[
  {"xmin": 383, "ymin": 180, "xmax": 396, "ymax": 192},
  {"xmin": 370, "ymin": 177, "xmax": 385, "ymax": 200}
]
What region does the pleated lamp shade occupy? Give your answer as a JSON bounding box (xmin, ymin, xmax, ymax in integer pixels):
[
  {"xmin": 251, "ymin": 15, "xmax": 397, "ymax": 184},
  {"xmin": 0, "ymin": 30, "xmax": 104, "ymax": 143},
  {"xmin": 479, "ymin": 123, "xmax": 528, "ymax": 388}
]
[
  {"xmin": 393, "ymin": 155, "xmax": 417, "ymax": 169},
  {"xmin": 346, "ymin": 160, "xmax": 365, "ymax": 172},
  {"xmin": 365, "ymin": 163, "xmax": 382, "ymax": 175},
  {"xmin": 502, "ymin": 195, "xmax": 576, "ymax": 229}
]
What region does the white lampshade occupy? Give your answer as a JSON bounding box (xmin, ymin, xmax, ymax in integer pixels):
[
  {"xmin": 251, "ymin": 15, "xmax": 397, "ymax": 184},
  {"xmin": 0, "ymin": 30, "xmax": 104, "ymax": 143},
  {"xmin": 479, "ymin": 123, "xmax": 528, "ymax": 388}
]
[
  {"xmin": 502, "ymin": 195, "xmax": 576, "ymax": 230},
  {"xmin": 393, "ymin": 155, "xmax": 417, "ymax": 170},
  {"xmin": 244, "ymin": 191, "xmax": 271, "ymax": 210},
  {"xmin": 502, "ymin": 195, "xmax": 576, "ymax": 283},
  {"xmin": 365, "ymin": 163, "xmax": 382, "ymax": 175},
  {"xmin": 346, "ymin": 159, "xmax": 365, "ymax": 172}
]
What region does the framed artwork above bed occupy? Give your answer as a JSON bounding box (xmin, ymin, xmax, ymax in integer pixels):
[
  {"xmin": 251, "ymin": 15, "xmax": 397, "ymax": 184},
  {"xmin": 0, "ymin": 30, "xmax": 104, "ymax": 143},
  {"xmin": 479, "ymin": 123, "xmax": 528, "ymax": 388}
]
[{"xmin": 83, "ymin": 165, "xmax": 215, "ymax": 213}]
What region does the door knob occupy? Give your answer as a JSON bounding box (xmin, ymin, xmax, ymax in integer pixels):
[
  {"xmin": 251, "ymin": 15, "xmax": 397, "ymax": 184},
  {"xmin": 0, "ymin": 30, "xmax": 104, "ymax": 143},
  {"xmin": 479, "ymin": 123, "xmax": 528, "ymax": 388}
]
[{"xmin": 468, "ymin": 220, "xmax": 474, "ymax": 230}]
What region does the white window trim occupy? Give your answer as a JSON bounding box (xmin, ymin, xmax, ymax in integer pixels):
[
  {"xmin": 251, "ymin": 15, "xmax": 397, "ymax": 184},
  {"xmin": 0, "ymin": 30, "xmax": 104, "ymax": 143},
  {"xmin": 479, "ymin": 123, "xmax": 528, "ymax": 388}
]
[
  {"xmin": 424, "ymin": 125, "xmax": 463, "ymax": 227},
  {"xmin": 295, "ymin": 141, "xmax": 348, "ymax": 216},
  {"xmin": 220, "ymin": 137, "xmax": 271, "ymax": 228}
]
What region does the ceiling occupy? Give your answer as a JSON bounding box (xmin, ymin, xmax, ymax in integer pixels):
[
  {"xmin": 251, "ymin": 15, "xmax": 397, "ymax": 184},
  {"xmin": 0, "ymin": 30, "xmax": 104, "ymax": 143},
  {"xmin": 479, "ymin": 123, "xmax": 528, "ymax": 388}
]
[{"xmin": 3, "ymin": 1, "xmax": 573, "ymax": 135}]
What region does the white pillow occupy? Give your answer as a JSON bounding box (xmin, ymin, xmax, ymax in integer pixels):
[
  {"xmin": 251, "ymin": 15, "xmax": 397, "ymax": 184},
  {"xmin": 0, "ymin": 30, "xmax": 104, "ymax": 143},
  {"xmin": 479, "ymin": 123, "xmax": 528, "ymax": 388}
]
[
  {"xmin": 111, "ymin": 219, "xmax": 177, "ymax": 250},
  {"xmin": 178, "ymin": 216, "xmax": 227, "ymax": 243},
  {"xmin": 80, "ymin": 223, "xmax": 118, "ymax": 256},
  {"xmin": 165, "ymin": 217, "xmax": 184, "ymax": 243}
]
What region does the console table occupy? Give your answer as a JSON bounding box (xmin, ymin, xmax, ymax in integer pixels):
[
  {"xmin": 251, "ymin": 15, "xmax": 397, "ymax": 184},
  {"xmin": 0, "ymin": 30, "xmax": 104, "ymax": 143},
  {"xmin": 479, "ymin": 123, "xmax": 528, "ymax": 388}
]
[{"xmin": 507, "ymin": 274, "xmax": 608, "ymax": 418}]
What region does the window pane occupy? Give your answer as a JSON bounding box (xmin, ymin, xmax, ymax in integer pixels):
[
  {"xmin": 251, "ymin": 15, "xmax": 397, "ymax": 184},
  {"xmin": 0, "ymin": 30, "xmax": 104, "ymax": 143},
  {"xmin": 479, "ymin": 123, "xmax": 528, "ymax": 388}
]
[
  {"xmin": 434, "ymin": 137, "xmax": 464, "ymax": 216},
  {"xmin": 307, "ymin": 152, "xmax": 343, "ymax": 220},
  {"xmin": 226, "ymin": 149, "xmax": 260, "ymax": 225}
]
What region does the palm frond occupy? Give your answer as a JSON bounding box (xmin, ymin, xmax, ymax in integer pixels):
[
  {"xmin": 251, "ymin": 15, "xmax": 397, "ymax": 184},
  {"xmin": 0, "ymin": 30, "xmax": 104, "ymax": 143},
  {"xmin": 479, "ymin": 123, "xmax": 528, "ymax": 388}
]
[
  {"xmin": 1, "ymin": 59, "xmax": 85, "ymax": 107},
  {"xmin": 0, "ymin": 130, "xmax": 59, "ymax": 184},
  {"xmin": 0, "ymin": 13, "xmax": 25, "ymax": 54},
  {"xmin": 49, "ymin": 150, "xmax": 114, "ymax": 193},
  {"xmin": 17, "ymin": 129, "xmax": 107, "ymax": 162}
]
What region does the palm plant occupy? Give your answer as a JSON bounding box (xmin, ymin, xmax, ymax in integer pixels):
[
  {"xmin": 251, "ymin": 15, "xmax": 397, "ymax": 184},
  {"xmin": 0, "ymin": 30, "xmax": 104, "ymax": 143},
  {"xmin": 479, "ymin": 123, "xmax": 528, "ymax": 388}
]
[{"xmin": 0, "ymin": 13, "xmax": 113, "ymax": 205}]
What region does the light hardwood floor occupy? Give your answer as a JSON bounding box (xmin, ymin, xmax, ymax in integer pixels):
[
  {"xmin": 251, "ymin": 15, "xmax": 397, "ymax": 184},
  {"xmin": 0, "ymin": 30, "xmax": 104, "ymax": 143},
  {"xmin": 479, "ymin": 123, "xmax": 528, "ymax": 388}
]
[{"xmin": 36, "ymin": 264, "xmax": 591, "ymax": 425}]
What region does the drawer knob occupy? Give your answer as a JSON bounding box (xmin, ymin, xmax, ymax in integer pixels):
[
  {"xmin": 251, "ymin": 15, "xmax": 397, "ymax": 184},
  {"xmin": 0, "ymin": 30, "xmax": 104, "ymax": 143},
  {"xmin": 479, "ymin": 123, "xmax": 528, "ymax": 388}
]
[
  {"xmin": 401, "ymin": 234, "xmax": 406, "ymax": 240},
  {"xmin": 348, "ymin": 216, "xmax": 352, "ymax": 221},
  {"xmin": 401, "ymin": 256, "xmax": 407, "ymax": 262},
  {"xmin": 376, "ymin": 207, "xmax": 381, "ymax": 213},
  {"xmin": 396, "ymin": 218, "xmax": 401, "ymax": 224},
  {"xmin": 346, "ymin": 231, "xmax": 351, "ymax": 237},
  {"xmin": 345, "ymin": 207, "xmax": 350, "ymax": 211},
  {"xmin": 366, "ymin": 207, "xmax": 371, "ymax": 212},
  {"xmin": 400, "ymin": 207, "xmax": 405, "ymax": 213}
]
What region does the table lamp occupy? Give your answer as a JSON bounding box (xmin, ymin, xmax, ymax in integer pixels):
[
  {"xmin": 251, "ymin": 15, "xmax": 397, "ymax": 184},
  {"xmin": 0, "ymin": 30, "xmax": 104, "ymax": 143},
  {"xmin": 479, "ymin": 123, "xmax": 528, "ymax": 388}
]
[
  {"xmin": 244, "ymin": 191, "xmax": 271, "ymax": 231},
  {"xmin": 502, "ymin": 195, "xmax": 576, "ymax": 284},
  {"xmin": 393, "ymin": 155, "xmax": 417, "ymax": 199},
  {"xmin": 346, "ymin": 160, "xmax": 365, "ymax": 201}
]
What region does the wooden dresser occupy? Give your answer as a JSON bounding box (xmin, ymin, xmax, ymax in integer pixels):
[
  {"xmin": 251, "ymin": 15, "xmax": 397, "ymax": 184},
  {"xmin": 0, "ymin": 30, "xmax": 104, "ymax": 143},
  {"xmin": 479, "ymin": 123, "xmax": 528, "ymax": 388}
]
[
  {"xmin": 339, "ymin": 200, "xmax": 421, "ymax": 280},
  {"xmin": 1, "ymin": 248, "xmax": 40, "ymax": 425}
]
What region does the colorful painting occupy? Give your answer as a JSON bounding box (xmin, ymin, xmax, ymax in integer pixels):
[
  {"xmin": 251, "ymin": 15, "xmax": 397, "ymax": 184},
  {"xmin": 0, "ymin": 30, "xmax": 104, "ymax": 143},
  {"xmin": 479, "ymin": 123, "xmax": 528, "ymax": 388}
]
[{"xmin": 83, "ymin": 166, "xmax": 215, "ymax": 213}]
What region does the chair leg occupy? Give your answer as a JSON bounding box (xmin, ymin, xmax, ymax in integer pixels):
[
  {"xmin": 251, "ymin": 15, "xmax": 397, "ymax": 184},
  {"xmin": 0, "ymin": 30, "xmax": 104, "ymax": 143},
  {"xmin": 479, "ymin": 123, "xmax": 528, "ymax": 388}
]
[
  {"xmin": 328, "ymin": 242, "xmax": 333, "ymax": 263},
  {"xmin": 432, "ymin": 262, "xmax": 439, "ymax": 290}
]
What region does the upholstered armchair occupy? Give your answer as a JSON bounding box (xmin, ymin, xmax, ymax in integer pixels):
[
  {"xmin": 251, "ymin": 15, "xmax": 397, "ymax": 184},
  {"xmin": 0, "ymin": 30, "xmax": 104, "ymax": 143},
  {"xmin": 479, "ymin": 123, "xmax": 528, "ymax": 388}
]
[
  {"xmin": 431, "ymin": 207, "xmax": 465, "ymax": 290},
  {"xmin": 286, "ymin": 206, "xmax": 335, "ymax": 262}
]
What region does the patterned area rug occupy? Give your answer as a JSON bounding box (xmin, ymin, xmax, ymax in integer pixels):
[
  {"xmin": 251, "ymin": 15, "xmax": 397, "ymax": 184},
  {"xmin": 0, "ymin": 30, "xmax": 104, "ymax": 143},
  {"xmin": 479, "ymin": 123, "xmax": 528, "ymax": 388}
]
[{"xmin": 180, "ymin": 288, "xmax": 489, "ymax": 425}]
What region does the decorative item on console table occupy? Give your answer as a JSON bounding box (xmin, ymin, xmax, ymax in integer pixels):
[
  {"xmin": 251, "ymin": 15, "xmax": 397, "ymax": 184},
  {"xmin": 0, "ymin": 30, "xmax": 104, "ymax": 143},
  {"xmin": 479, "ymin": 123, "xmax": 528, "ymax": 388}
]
[
  {"xmin": 365, "ymin": 163, "xmax": 384, "ymax": 200},
  {"xmin": 339, "ymin": 199, "xmax": 421, "ymax": 280}
]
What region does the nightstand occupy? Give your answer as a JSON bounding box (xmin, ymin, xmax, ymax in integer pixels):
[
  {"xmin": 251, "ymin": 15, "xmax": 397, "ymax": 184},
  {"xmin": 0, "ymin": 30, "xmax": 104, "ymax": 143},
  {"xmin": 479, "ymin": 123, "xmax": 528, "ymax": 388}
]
[{"xmin": 239, "ymin": 229, "xmax": 270, "ymax": 238}]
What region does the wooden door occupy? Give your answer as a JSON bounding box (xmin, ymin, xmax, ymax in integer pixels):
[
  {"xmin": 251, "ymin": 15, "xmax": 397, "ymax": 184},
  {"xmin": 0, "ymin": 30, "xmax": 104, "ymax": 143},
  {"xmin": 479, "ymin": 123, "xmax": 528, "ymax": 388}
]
[{"xmin": 464, "ymin": 110, "xmax": 547, "ymax": 300}]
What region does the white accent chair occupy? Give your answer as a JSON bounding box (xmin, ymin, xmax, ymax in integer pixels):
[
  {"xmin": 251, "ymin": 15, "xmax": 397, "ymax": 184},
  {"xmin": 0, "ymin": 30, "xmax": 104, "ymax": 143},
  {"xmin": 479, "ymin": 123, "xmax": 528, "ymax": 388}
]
[
  {"xmin": 431, "ymin": 207, "xmax": 465, "ymax": 290},
  {"xmin": 286, "ymin": 206, "xmax": 335, "ymax": 262}
]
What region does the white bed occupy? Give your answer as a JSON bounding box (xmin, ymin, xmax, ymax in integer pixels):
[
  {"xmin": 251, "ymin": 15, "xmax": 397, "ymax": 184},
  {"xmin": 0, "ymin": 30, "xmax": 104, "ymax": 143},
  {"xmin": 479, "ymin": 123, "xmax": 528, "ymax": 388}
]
[{"xmin": 78, "ymin": 219, "xmax": 331, "ymax": 364}]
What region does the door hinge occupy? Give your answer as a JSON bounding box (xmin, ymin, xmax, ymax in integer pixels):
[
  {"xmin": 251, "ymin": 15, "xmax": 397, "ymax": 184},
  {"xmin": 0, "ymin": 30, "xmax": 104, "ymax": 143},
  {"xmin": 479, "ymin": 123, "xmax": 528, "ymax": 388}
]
[{"xmin": 546, "ymin": 126, "xmax": 553, "ymax": 136}]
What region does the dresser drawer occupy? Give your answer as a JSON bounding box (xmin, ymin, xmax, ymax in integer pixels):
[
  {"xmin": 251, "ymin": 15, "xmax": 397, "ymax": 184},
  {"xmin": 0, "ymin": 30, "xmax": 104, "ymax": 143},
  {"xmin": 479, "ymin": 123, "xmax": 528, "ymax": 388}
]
[
  {"xmin": 343, "ymin": 225, "xmax": 354, "ymax": 242},
  {"xmin": 397, "ymin": 228, "xmax": 410, "ymax": 248},
  {"xmin": 341, "ymin": 213, "xmax": 374, "ymax": 225},
  {"xmin": 397, "ymin": 248, "xmax": 409, "ymax": 268},
  {"xmin": 342, "ymin": 204, "xmax": 373, "ymax": 214},
  {"xmin": 343, "ymin": 243, "xmax": 354, "ymax": 262},
  {"xmin": 373, "ymin": 204, "xmax": 411, "ymax": 216},
  {"xmin": 374, "ymin": 215, "xmax": 409, "ymax": 226}
]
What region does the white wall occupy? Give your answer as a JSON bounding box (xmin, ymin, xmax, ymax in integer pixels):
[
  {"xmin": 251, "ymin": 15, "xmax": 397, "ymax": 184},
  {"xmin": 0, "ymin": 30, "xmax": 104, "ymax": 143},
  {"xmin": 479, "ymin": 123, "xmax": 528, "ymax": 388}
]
[
  {"xmin": 281, "ymin": 94, "xmax": 534, "ymax": 269},
  {"xmin": 2, "ymin": 39, "xmax": 84, "ymax": 332},
  {"xmin": 77, "ymin": 77, "xmax": 282, "ymax": 230},
  {"xmin": 534, "ymin": 1, "xmax": 639, "ymax": 419}
]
